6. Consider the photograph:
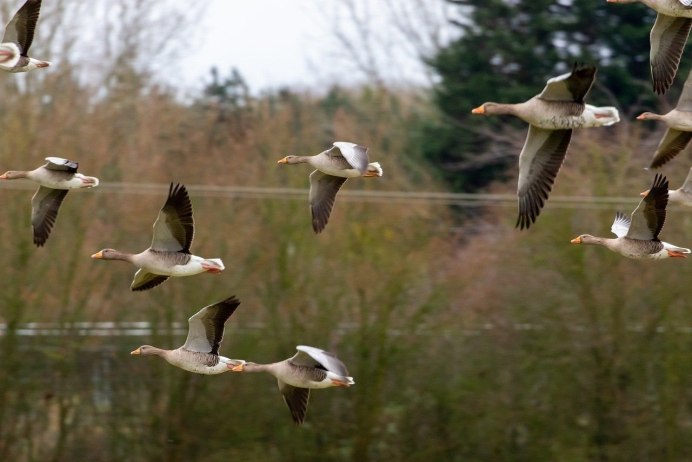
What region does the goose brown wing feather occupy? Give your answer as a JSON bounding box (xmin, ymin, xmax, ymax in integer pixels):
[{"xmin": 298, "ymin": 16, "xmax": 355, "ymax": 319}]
[
  {"xmin": 278, "ymin": 381, "xmax": 310, "ymax": 425},
  {"xmin": 151, "ymin": 183, "xmax": 194, "ymax": 252},
  {"xmin": 31, "ymin": 187, "xmax": 68, "ymax": 247},
  {"xmin": 183, "ymin": 296, "xmax": 240, "ymax": 354},
  {"xmin": 309, "ymin": 170, "xmax": 348, "ymax": 233},
  {"xmin": 649, "ymin": 129, "xmax": 692, "ymax": 168},
  {"xmin": 538, "ymin": 64, "xmax": 596, "ymax": 104},
  {"xmin": 627, "ymin": 174, "xmax": 668, "ymax": 240},
  {"xmin": 650, "ymin": 14, "xmax": 692, "ymax": 95},
  {"xmin": 2, "ymin": 0, "xmax": 42, "ymax": 55},
  {"xmin": 516, "ymin": 127, "xmax": 572, "ymax": 230},
  {"xmin": 131, "ymin": 270, "xmax": 169, "ymax": 292}
]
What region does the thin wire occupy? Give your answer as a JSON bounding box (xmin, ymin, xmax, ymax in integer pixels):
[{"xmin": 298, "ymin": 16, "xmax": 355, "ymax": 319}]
[{"xmin": 0, "ymin": 180, "xmax": 644, "ymax": 210}]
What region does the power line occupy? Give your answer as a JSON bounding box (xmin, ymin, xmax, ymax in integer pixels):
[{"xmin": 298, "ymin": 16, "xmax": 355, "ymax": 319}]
[{"xmin": 0, "ymin": 180, "xmax": 645, "ymax": 210}]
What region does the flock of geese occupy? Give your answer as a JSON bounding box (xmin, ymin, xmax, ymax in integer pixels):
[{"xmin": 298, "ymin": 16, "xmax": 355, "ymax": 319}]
[
  {"xmin": 0, "ymin": 0, "xmax": 384, "ymax": 425},
  {"xmin": 471, "ymin": 0, "xmax": 692, "ymax": 259},
  {"xmin": 2, "ymin": 0, "xmax": 692, "ymax": 424}
]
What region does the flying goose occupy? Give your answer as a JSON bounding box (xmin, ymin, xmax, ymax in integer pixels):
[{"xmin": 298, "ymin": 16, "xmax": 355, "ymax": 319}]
[
  {"xmin": 0, "ymin": 0, "xmax": 50, "ymax": 73},
  {"xmin": 231, "ymin": 345, "xmax": 355, "ymax": 425},
  {"xmin": 131, "ymin": 295, "xmax": 244, "ymax": 374},
  {"xmin": 471, "ymin": 64, "xmax": 620, "ymax": 229},
  {"xmin": 571, "ymin": 173, "xmax": 690, "ymax": 259},
  {"xmin": 91, "ymin": 183, "xmax": 225, "ymax": 291},
  {"xmin": 277, "ymin": 141, "xmax": 383, "ymax": 233},
  {"xmin": 642, "ymin": 166, "xmax": 692, "ymax": 205},
  {"xmin": 636, "ymin": 69, "xmax": 692, "ymax": 168},
  {"xmin": 607, "ymin": 0, "xmax": 692, "ymax": 94},
  {"xmin": 0, "ymin": 157, "xmax": 99, "ymax": 246}
]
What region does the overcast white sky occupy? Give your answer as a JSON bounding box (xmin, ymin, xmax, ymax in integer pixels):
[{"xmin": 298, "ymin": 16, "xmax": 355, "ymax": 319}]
[{"xmin": 177, "ymin": 0, "xmax": 453, "ymax": 93}]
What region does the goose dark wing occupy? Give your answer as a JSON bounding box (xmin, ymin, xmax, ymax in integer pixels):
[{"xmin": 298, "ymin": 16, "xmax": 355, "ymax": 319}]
[
  {"xmin": 516, "ymin": 126, "xmax": 573, "ymax": 230},
  {"xmin": 649, "ymin": 129, "xmax": 692, "ymax": 169},
  {"xmin": 538, "ymin": 64, "xmax": 596, "ymax": 104},
  {"xmin": 183, "ymin": 296, "xmax": 240, "ymax": 354},
  {"xmin": 627, "ymin": 174, "xmax": 668, "ymax": 240},
  {"xmin": 130, "ymin": 270, "xmax": 169, "ymax": 292},
  {"xmin": 2, "ymin": 0, "xmax": 42, "ymax": 56},
  {"xmin": 650, "ymin": 14, "xmax": 692, "ymax": 95},
  {"xmin": 309, "ymin": 170, "xmax": 348, "ymax": 234},
  {"xmin": 278, "ymin": 381, "xmax": 310, "ymax": 425},
  {"xmin": 150, "ymin": 183, "xmax": 194, "ymax": 252},
  {"xmin": 31, "ymin": 186, "xmax": 68, "ymax": 247}
]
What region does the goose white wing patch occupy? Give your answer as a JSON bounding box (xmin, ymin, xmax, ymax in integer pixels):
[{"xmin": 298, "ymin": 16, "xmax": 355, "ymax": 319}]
[
  {"xmin": 333, "ymin": 141, "xmax": 369, "ymax": 173},
  {"xmin": 611, "ymin": 211, "xmax": 630, "ymax": 238},
  {"xmin": 294, "ymin": 345, "xmax": 350, "ymax": 376}
]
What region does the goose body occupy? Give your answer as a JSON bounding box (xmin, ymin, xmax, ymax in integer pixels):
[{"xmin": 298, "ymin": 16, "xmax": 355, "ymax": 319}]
[
  {"xmin": 637, "ymin": 70, "xmax": 692, "ymax": 168},
  {"xmin": 571, "ymin": 174, "xmax": 691, "ymax": 259},
  {"xmin": 232, "ymin": 345, "xmax": 354, "ymax": 424},
  {"xmin": 607, "ymin": 0, "xmax": 692, "ymax": 94},
  {"xmin": 472, "ymin": 64, "xmax": 619, "ymax": 229},
  {"xmin": 0, "ymin": 0, "xmax": 50, "ymax": 73},
  {"xmin": 278, "ymin": 141, "xmax": 383, "ymax": 233},
  {"xmin": 91, "ymin": 183, "xmax": 225, "ymax": 291},
  {"xmin": 131, "ymin": 296, "xmax": 243, "ymax": 375},
  {"xmin": 0, "ymin": 157, "xmax": 99, "ymax": 246}
]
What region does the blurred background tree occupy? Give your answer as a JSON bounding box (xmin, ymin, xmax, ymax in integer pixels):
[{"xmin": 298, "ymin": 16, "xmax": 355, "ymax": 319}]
[{"xmin": 0, "ymin": 1, "xmax": 690, "ymax": 461}]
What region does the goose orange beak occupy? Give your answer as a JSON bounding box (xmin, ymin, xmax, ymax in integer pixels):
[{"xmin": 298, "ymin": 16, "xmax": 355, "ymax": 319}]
[
  {"xmin": 130, "ymin": 348, "xmax": 141, "ymax": 355},
  {"xmin": 570, "ymin": 237, "xmax": 582, "ymax": 244},
  {"xmin": 471, "ymin": 105, "xmax": 485, "ymax": 114},
  {"xmin": 91, "ymin": 251, "xmax": 104, "ymax": 259},
  {"xmin": 277, "ymin": 157, "xmax": 289, "ymax": 164}
]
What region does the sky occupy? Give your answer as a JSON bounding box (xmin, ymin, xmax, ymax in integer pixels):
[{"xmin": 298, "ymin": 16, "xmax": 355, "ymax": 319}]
[{"xmin": 178, "ymin": 0, "xmax": 449, "ymax": 93}]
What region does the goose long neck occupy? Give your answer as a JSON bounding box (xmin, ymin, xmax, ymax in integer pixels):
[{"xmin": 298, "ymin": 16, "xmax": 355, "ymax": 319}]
[
  {"xmin": 637, "ymin": 112, "xmax": 664, "ymax": 121},
  {"xmin": 144, "ymin": 347, "xmax": 167, "ymax": 358},
  {"xmin": 485, "ymin": 102, "xmax": 521, "ymax": 116},
  {"xmin": 103, "ymin": 249, "xmax": 136, "ymax": 262},
  {"xmin": 291, "ymin": 156, "xmax": 313, "ymax": 164},
  {"xmin": 583, "ymin": 235, "xmax": 611, "ymax": 247},
  {"xmin": 0, "ymin": 170, "xmax": 29, "ymax": 180},
  {"xmin": 243, "ymin": 362, "xmax": 279, "ymax": 375}
]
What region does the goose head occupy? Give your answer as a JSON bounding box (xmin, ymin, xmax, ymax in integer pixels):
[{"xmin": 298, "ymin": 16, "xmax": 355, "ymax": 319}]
[
  {"xmin": 131, "ymin": 345, "xmax": 159, "ymax": 356},
  {"xmin": 570, "ymin": 234, "xmax": 601, "ymax": 245},
  {"xmin": 636, "ymin": 112, "xmax": 661, "ymax": 121},
  {"xmin": 91, "ymin": 249, "xmax": 130, "ymax": 261},
  {"xmin": 230, "ymin": 361, "xmax": 260, "ymax": 372},
  {"xmin": 277, "ymin": 155, "xmax": 305, "ymax": 165},
  {"xmin": 471, "ymin": 102, "xmax": 514, "ymax": 116}
]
